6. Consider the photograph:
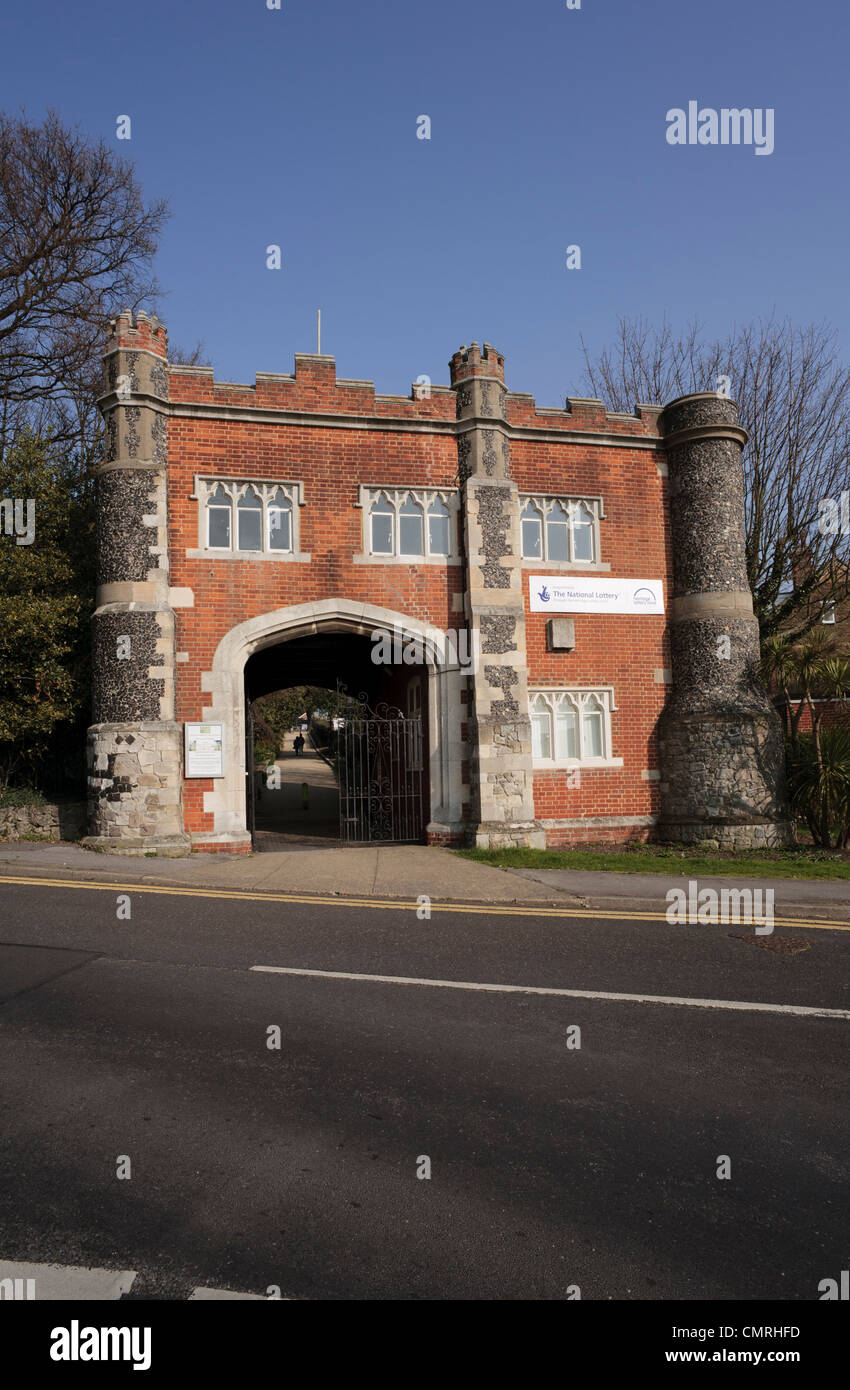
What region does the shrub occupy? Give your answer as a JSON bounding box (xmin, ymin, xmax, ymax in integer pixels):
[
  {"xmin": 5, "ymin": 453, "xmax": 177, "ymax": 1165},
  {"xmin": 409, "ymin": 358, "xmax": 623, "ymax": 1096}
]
[{"xmin": 786, "ymin": 730, "xmax": 850, "ymax": 848}]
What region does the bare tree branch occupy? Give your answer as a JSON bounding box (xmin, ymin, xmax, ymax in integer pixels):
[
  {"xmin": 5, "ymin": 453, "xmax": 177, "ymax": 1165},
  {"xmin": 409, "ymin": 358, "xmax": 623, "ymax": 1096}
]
[
  {"xmin": 580, "ymin": 315, "xmax": 850, "ymax": 641},
  {"xmin": 0, "ymin": 108, "xmax": 169, "ymax": 467}
]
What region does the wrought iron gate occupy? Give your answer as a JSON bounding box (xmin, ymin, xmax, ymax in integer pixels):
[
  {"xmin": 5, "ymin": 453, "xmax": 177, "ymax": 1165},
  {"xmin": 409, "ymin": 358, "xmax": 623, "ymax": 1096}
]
[{"xmin": 338, "ymin": 699, "xmax": 424, "ymax": 844}]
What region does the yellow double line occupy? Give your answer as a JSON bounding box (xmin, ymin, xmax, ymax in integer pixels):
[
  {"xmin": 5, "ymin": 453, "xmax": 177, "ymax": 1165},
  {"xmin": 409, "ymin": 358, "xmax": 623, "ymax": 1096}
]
[{"xmin": 0, "ymin": 872, "xmax": 847, "ymax": 932}]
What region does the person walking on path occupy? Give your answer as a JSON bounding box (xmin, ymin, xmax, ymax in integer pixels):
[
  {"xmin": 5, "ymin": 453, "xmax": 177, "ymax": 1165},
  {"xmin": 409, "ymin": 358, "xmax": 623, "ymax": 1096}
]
[{"xmin": 294, "ymin": 734, "xmax": 305, "ymax": 757}]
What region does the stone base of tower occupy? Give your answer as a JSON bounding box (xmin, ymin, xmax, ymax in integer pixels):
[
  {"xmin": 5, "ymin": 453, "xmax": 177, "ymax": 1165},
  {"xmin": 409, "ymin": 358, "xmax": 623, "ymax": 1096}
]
[
  {"xmin": 658, "ymin": 708, "xmax": 794, "ymax": 850},
  {"xmin": 84, "ymin": 721, "xmax": 191, "ymax": 856},
  {"xmin": 658, "ymin": 819, "xmax": 794, "ymax": 851},
  {"xmin": 81, "ymin": 834, "xmax": 193, "ymax": 857},
  {"xmin": 470, "ymin": 820, "xmax": 547, "ymax": 851}
]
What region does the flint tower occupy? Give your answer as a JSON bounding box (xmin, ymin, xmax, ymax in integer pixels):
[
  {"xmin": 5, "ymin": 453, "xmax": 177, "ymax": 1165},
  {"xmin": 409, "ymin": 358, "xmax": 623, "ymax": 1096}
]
[
  {"xmin": 84, "ymin": 312, "xmax": 189, "ymax": 855},
  {"xmin": 657, "ymin": 392, "xmax": 792, "ymax": 848}
]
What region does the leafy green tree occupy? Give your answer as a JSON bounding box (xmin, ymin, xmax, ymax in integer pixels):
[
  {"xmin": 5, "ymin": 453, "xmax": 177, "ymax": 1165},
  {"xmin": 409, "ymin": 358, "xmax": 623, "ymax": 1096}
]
[
  {"xmin": 0, "ymin": 430, "xmax": 95, "ymax": 793},
  {"xmin": 253, "ymin": 685, "xmax": 359, "ymax": 755}
]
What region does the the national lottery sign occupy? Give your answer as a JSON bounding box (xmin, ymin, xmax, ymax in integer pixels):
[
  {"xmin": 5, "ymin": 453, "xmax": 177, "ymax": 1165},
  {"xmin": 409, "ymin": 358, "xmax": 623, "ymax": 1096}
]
[{"xmin": 529, "ymin": 576, "xmax": 665, "ymax": 615}]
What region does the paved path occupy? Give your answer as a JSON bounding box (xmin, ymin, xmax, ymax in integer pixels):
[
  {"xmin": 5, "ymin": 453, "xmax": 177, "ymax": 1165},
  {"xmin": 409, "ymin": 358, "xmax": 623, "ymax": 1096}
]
[
  {"xmin": 509, "ymin": 866, "xmax": 850, "ymax": 919},
  {"xmin": 0, "ymin": 836, "xmax": 849, "ymax": 919},
  {"xmin": 254, "ymin": 748, "xmax": 340, "ymax": 849},
  {"xmin": 0, "ymin": 840, "xmax": 575, "ymax": 903}
]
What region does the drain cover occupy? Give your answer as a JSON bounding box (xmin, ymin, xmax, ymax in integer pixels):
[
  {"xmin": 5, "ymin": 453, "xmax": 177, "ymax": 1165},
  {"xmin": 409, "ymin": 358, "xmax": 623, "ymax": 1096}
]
[{"xmin": 729, "ymin": 933, "xmax": 812, "ymax": 955}]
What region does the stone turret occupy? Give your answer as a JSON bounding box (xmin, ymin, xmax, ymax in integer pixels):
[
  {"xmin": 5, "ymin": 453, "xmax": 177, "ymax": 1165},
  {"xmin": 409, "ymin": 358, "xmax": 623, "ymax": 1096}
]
[
  {"xmin": 452, "ymin": 343, "xmax": 545, "ymax": 848},
  {"xmin": 657, "ymin": 392, "xmax": 792, "ymax": 848},
  {"xmin": 83, "ymin": 311, "xmax": 190, "ymax": 855}
]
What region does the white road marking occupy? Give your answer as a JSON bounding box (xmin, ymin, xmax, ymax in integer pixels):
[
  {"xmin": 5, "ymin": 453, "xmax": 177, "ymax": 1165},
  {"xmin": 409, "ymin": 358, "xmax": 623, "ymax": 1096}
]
[
  {"xmin": 0, "ymin": 1260, "xmax": 136, "ymax": 1300},
  {"xmin": 189, "ymin": 1287, "xmax": 268, "ymax": 1301},
  {"xmin": 250, "ymin": 965, "xmax": 850, "ymax": 1020}
]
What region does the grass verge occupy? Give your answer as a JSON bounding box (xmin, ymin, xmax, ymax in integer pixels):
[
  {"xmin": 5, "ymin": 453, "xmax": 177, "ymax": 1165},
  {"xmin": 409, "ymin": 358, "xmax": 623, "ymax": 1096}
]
[{"xmin": 455, "ymin": 844, "xmax": 850, "ymax": 881}]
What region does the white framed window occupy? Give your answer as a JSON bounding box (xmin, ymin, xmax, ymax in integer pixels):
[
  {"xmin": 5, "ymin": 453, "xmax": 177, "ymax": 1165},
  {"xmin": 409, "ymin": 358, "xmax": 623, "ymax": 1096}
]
[
  {"xmin": 370, "ymin": 492, "xmax": 395, "ymax": 554},
  {"xmin": 528, "ymin": 688, "xmax": 621, "ymax": 767},
  {"xmin": 358, "ymin": 486, "xmax": 459, "ymax": 562},
  {"xmin": 399, "ymin": 495, "xmax": 424, "ymax": 555},
  {"xmin": 192, "ymin": 478, "xmax": 306, "ymax": 559},
  {"xmin": 237, "ymin": 485, "xmax": 263, "ymax": 552},
  {"xmin": 206, "ymin": 484, "xmax": 232, "ymax": 549},
  {"xmin": 268, "ymin": 488, "xmax": 292, "ymax": 551},
  {"xmin": 521, "ymin": 500, "xmax": 544, "ymax": 559},
  {"xmin": 822, "ymin": 600, "xmax": 836, "ymax": 625},
  {"xmin": 428, "ymin": 495, "xmax": 450, "ymax": 556},
  {"xmin": 519, "ymin": 494, "xmax": 604, "ymax": 566}
]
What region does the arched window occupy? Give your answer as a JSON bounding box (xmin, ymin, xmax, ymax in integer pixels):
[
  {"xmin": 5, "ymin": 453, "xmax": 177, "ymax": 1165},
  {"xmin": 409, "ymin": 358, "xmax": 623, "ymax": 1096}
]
[
  {"xmin": 521, "ymin": 501, "xmax": 543, "ymax": 559},
  {"xmin": 581, "ymin": 694, "xmax": 605, "ymax": 758},
  {"xmin": 546, "ymin": 501, "xmax": 570, "ymax": 563},
  {"xmin": 530, "ymin": 695, "xmax": 552, "ymax": 759},
  {"xmin": 237, "ymin": 486, "xmax": 263, "ymax": 551},
  {"xmin": 529, "ymin": 688, "xmax": 615, "ymax": 766},
  {"xmin": 572, "ymin": 502, "xmax": 595, "ymax": 562},
  {"xmin": 554, "ymin": 697, "xmax": 578, "ymax": 759},
  {"xmin": 427, "ymin": 495, "xmax": 450, "ymax": 556},
  {"xmin": 399, "ymin": 494, "xmax": 424, "ymax": 556},
  {"xmin": 267, "ymin": 488, "xmax": 292, "ymax": 551},
  {"xmin": 207, "ymin": 484, "xmax": 232, "ymax": 549},
  {"xmin": 370, "ymin": 493, "xmax": 394, "ymax": 554}
]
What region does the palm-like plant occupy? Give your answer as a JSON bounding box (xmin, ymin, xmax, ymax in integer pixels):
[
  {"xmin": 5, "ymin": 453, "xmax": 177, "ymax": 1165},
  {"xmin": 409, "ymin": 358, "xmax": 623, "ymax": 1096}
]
[{"xmin": 770, "ymin": 635, "xmax": 850, "ymax": 845}]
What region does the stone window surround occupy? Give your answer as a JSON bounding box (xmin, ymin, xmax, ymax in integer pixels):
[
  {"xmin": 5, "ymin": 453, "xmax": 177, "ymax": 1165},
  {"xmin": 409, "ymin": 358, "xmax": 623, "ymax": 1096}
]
[
  {"xmin": 519, "ymin": 492, "xmax": 609, "ymax": 571},
  {"xmin": 186, "ymin": 474, "xmax": 310, "ymax": 562},
  {"xmin": 528, "ymin": 686, "xmax": 623, "ymax": 769},
  {"xmin": 354, "ymin": 484, "xmax": 461, "ymax": 565}
]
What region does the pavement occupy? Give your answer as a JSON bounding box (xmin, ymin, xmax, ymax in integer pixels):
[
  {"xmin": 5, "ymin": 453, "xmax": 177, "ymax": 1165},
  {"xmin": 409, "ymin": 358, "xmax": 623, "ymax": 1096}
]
[
  {"xmin": 0, "ymin": 747, "xmax": 847, "ymax": 920},
  {"xmin": 0, "ymin": 839, "xmax": 574, "ymax": 904},
  {"xmin": 0, "ymin": 836, "xmax": 847, "ymax": 921}
]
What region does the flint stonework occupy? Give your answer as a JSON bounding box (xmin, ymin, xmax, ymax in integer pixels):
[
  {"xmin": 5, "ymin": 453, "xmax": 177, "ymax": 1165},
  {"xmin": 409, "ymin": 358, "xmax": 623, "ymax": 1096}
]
[{"xmin": 657, "ymin": 393, "xmax": 791, "ymax": 848}]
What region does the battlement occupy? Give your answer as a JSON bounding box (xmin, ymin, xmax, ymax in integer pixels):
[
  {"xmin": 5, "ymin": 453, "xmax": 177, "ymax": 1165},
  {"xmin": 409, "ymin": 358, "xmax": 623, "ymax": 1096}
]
[
  {"xmin": 449, "ymin": 341, "xmax": 506, "ymax": 385},
  {"xmin": 100, "ymin": 317, "xmax": 664, "ymax": 438},
  {"xmin": 504, "ymin": 392, "xmax": 662, "ymax": 437},
  {"xmin": 166, "ymin": 347, "xmax": 458, "ymax": 421},
  {"xmin": 105, "ymin": 308, "xmax": 168, "ymax": 358}
]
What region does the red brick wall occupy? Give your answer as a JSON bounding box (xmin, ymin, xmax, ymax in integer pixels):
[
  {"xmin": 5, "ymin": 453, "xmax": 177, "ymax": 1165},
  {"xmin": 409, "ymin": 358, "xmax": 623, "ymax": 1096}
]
[
  {"xmin": 513, "ymin": 436, "xmax": 671, "ymax": 834},
  {"xmin": 783, "ymin": 699, "xmax": 850, "ymax": 734},
  {"xmin": 168, "ymin": 360, "xmax": 461, "ymax": 837},
  {"xmin": 165, "ymin": 355, "xmax": 669, "ymax": 843}
]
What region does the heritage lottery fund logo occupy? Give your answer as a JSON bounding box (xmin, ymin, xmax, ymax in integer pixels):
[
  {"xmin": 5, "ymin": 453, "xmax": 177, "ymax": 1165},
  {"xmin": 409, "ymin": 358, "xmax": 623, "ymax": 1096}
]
[{"xmin": 666, "ymin": 102, "xmax": 775, "ymax": 156}]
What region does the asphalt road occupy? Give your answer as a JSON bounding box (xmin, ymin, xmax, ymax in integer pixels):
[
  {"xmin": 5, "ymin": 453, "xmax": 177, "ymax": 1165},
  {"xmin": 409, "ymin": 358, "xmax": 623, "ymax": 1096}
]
[{"xmin": 0, "ymin": 877, "xmax": 848, "ymax": 1300}]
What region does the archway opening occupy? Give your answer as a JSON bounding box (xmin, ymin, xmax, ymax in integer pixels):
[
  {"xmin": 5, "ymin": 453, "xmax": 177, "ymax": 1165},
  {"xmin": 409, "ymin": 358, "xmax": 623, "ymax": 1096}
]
[{"xmin": 243, "ymin": 627, "xmax": 431, "ymax": 850}]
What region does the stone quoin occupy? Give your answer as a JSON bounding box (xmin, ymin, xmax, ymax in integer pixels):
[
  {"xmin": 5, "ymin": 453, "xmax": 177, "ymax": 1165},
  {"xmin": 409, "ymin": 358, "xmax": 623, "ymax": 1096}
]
[{"xmin": 83, "ymin": 312, "xmax": 792, "ymax": 855}]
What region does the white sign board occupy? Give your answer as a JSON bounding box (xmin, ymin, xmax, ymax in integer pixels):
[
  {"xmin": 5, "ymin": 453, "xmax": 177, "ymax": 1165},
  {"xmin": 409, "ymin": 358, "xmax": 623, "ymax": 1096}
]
[
  {"xmin": 529, "ymin": 576, "xmax": 665, "ymax": 615},
  {"xmin": 185, "ymin": 722, "xmax": 224, "ymax": 778}
]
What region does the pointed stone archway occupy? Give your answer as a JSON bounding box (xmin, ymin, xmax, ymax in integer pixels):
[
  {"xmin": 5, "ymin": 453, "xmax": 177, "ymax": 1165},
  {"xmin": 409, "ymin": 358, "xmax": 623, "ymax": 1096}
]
[{"xmin": 191, "ymin": 599, "xmax": 467, "ymax": 852}]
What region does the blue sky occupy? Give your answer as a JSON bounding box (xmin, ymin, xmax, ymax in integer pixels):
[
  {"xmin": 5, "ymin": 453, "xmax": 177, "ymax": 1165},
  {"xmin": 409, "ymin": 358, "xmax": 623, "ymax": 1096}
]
[{"xmin": 1, "ymin": 0, "xmax": 846, "ymax": 406}]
